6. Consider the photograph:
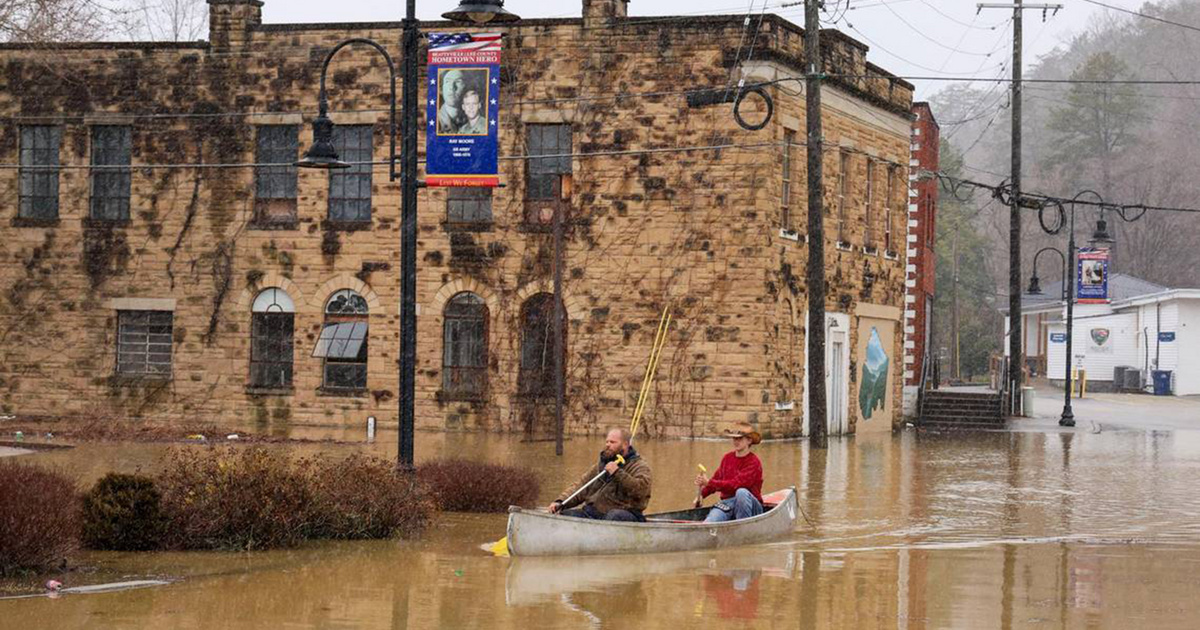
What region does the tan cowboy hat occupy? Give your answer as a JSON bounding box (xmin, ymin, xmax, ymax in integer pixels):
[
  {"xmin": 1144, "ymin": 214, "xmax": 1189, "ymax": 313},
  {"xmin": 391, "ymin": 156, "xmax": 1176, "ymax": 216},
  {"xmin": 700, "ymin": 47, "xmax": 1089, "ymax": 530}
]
[{"xmin": 722, "ymin": 422, "xmax": 762, "ymax": 445}]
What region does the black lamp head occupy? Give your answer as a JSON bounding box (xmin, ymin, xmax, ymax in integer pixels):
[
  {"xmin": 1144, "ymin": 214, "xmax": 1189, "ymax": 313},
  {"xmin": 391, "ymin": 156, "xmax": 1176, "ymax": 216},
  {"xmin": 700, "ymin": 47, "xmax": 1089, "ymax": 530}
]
[
  {"xmin": 443, "ymin": 0, "xmax": 520, "ymax": 24},
  {"xmin": 297, "ymin": 111, "xmax": 350, "ymax": 170},
  {"xmin": 1026, "ymin": 275, "xmax": 1043, "ymax": 296},
  {"xmin": 1090, "ymin": 217, "xmax": 1114, "ymax": 246}
]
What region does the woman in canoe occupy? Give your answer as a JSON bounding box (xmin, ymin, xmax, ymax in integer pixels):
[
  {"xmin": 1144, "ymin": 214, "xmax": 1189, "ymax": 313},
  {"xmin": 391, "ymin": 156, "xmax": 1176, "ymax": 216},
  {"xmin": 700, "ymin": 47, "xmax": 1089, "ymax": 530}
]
[{"xmin": 694, "ymin": 423, "xmax": 764, "ymax": 522}]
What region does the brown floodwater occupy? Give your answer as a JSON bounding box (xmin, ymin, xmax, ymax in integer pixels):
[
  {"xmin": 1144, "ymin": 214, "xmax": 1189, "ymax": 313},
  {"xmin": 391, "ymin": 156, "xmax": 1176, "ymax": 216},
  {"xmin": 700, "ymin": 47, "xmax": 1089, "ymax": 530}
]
[{"xmin": 6, "ymin": 427, "xmax": 1200, "ymax": 629}]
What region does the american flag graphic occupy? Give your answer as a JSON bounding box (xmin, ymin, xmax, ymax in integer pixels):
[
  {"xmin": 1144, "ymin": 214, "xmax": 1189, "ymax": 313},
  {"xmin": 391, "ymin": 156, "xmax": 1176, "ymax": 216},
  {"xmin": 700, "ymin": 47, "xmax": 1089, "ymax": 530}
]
[{"xmin": 428, "ymin": 32, "xmax": 503, "ymax": 52}]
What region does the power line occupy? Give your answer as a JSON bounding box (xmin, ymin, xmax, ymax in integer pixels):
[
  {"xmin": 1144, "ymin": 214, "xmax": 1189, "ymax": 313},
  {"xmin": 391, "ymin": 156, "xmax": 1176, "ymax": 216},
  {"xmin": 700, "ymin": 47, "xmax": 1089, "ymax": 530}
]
[
  {"xmin": 918, "ymin": 0, "xmax": 1008, "ymax": 30},
  {"xmin": 840, "ymin": 20, "xmax": 1009, "ymax": 75},
  {"xmin": 936, "ymin": 171, "xmax": 1200, "ymax": 215},
  {"xmin": 879, "ymin": 1, "xmax": 1006, "ymax": 57},
  {"xmin": 1078, "ymin": 0, "xmax": 1200, "ymax": 35}
]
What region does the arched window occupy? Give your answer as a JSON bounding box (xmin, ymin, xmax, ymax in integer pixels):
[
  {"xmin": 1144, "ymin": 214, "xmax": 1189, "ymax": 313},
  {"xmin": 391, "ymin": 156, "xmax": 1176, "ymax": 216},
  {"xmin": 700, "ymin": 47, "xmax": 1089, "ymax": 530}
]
[
  {"xmin": 519, "ymin": 293, "xmax": 565, "ymax": 397},
  {"xmin": 313, "ymin": 289, "xmax": 369, "ymax": 390},
  {"xmin": 443, "ymin": 292, "xmax": 488, "ymax": 398},
  {"xmin": 250, "ymin": 288, "xmax": 295, "ymax": 389}
]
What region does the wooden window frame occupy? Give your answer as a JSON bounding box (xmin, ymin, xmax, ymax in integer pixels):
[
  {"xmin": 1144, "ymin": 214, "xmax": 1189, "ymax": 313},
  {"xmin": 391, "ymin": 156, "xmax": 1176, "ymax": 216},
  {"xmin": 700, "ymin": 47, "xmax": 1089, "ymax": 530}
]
[
  {"xmin": 18, "ymin": 125, "xmax": 61, "ymax": 222},
  {"xmin": 89, "ymin": 126, "xmax": 132, "ymax": 223},
  {"xmin": 253, "ymin": 125, "xmax": 299, "ymax": 228},
  {"xmin": 442, "ymin": 292, "xmax": 489, "ymax": 399},
  {"xmin": 328, "ymin": 125, "xmax": 374, "ymax": 225},
  {"xmin": 524, "ymin": 123, "xmax": 571, "ymax": 230},
  {"xmin": 518, "ymin": 293, "xmax": 566, "ymax": 398}
]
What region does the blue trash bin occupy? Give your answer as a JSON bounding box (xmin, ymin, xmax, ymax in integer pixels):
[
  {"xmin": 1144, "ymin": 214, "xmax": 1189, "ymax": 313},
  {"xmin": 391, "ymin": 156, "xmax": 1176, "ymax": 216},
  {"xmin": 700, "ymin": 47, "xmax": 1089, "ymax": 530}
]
[{"xmin": 1152, "ymin": 370, "xmax": 1173, "ymax": 396}]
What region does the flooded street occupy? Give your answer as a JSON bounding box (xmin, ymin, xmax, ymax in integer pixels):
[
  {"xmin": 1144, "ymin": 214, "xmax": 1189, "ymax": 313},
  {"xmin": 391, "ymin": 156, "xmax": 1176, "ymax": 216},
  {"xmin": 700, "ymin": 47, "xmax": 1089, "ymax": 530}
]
[{"xmin": 7, "ymin": 427, "xmax": 1200, "ymax": 628}]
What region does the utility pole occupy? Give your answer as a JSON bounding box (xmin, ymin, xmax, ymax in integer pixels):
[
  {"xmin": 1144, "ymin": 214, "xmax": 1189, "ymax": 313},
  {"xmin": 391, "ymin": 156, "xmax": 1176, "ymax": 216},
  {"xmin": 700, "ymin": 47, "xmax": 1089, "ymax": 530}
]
[
  {"xmin": 977, "ymin": 1, "xmax": 1060, "ymax": 414},
  {"xmin": 804, "ymin": 0, "xmax": 827, "ymax": 441},
  {"xmin": 952, "ymin": 219, "xmax": 961, "ymax": 381},
  {"xmin": 554, "ymin": 176, "xmax": 569, "ymax": 456}
]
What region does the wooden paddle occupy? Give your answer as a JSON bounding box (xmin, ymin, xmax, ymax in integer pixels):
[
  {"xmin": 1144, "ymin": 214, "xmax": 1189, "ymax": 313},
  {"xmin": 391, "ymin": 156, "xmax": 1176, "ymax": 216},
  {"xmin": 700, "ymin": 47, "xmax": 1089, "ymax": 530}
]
[{"xmin": 489, "ymin": 455, "xmax": 625, "ymax": 556}]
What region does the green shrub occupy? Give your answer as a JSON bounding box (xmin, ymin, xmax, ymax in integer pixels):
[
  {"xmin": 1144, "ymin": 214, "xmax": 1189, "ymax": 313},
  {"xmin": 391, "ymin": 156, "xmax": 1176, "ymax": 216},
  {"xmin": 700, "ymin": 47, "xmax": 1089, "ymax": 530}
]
[
  {"xmin": 308, "ymin": 454, "xmax": 435, "ymax": 540},
  {"xmin": 418, "ymin": 458, "xmax": 540, "ymax": 513},
  {"xmin": 0, "ymin": 461, "xmax": 80, "ymax": 576},
  {"xmin": 157, "ymin": 448, "xmax": 312, "ymax": 551},
  {"xmin": 81, "ymin": 473, "xmax": 167, "ymax": 551}
]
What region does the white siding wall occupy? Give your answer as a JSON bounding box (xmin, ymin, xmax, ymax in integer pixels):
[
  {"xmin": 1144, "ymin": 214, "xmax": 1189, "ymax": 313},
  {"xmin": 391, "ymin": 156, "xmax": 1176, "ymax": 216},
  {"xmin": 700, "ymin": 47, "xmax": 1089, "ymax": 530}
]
[
  {"xmin": 1174, "ymin": 301, "xmax": 1200, "ymax": 396},
  {"xmin": 1046, "ymin": 312, "xmax": 1140, "ymax": 383}
]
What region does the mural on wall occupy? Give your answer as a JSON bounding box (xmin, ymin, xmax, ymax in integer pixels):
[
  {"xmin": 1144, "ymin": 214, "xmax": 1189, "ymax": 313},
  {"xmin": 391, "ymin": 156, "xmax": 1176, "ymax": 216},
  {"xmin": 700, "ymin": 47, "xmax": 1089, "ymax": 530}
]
[{"xmin": 859, "ymin": 327, "xmax": 890, "ymax": 420}]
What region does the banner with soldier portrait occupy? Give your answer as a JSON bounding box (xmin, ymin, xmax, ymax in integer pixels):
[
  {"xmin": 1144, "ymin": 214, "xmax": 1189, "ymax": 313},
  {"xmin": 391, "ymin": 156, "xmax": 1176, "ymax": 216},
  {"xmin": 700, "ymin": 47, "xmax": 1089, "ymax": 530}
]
[
  {"xmin": 1077, "ymin": 248, "xmax": 1110, "ymax": 304},
  {"xmin": 425, "ymin": 32, "xmax": 501, "ymax": 187}
]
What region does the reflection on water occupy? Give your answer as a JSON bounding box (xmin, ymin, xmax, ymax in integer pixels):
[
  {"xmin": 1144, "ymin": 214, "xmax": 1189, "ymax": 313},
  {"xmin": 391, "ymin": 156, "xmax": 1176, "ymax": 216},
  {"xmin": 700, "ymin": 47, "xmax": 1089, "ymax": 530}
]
[{"xmin": 8, "ymin": 428, "xmax": 1200, "ymax": 628}]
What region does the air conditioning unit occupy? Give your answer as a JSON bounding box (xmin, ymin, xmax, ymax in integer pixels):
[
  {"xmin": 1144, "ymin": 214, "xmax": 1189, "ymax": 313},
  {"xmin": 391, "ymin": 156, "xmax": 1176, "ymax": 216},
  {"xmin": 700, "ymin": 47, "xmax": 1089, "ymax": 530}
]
[
  {"xmin": 1113, "ymin": 366, "xmax": 1129, "ymax": 388},
  {"xmin": 1123, "ymin": 368, "xmax": 1143, "ymax": 392}
]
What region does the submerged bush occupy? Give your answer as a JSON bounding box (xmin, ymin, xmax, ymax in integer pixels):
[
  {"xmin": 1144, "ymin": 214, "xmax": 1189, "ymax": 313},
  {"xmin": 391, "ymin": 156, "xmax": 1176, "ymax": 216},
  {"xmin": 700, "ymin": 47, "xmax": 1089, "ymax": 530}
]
[
  {"xmin": 0, "ymin": 461, "xmax": 80, "ymax": 576},
  {"xmin": 418, "ymin": 458, "xmax": 540, "ymax": 513},
  {"xmin": 158, "ymin": 448, "xmax": 312, "ymax": 551},
  {"xmin": 81, "ymin": 473, "xmax": 167, "ymax": 551},
  {"xmin": 308, "ymin": 454, "xmax": 435, "ymax": 540}
]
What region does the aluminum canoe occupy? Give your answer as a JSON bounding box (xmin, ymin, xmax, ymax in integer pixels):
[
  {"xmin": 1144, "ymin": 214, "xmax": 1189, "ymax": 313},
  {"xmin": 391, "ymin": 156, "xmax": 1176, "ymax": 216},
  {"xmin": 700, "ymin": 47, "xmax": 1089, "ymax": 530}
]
[{"xmin": 505, "ymin": 487, "xmax": 798, "ymax": 557}]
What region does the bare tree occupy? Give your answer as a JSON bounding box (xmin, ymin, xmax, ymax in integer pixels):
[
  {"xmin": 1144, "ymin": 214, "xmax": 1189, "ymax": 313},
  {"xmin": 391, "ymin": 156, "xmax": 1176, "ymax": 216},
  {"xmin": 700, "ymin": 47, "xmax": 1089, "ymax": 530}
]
[
  {"xmin": 0, "ymin": 0, "xmax": 121, "ymax": 42},
  {"xmin": 127, "ymin": 0, "xmax": 206, "ymax": 42}
]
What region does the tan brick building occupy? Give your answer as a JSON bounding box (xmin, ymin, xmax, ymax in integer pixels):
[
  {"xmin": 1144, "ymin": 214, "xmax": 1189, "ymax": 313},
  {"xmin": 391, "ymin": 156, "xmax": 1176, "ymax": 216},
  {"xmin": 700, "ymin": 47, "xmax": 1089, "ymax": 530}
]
[{"xmin": 0, "ymin": 0, "xmax": 913, "ymax": 438}]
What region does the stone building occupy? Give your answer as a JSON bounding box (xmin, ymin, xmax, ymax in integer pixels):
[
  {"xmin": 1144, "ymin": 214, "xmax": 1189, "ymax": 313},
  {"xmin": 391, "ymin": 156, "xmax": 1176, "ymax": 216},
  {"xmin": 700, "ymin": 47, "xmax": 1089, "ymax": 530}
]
[{"xmin": 0, "ymin": 0, "xmax": 913, "ymax": 438}]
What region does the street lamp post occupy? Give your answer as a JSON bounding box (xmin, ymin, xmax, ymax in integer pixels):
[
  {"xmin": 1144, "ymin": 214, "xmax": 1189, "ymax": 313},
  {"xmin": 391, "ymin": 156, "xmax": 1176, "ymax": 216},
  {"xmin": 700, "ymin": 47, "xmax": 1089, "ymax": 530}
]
[
  {"xmin": 1034, "ymin": 190, "xmax": 1105, "ymax": 428},
  {"xmin": 1027, "ymin": 245, "xmax": 1070, "ymax": 423},
  {"xmin": 299, "ymin": 0, "xmax": 519, "ymax": 470}
]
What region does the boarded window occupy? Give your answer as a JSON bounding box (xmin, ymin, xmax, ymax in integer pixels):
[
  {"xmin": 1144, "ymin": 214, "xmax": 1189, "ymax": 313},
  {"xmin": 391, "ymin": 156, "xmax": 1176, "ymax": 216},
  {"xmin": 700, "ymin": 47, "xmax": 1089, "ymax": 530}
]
[
  {"xmin": 117, "ymin": 310, "xmax": 173, "ymax": 379},
  {"xmin": 329, "ymin": 125, "xmax": 373, "ymax": 223},
  {"xmin": 446, "ymin": 187, "xmax": 493, "ymax": 226},
  {"xmin": 250, "ymin": 288, "xmax": 295, "ymax": 389},
  {"xmin": 781, "ymin": 131, "xmax": 794, "ymax": 232},
  {"xmin": 255, "ymin": 125, "xmax": 299, "ymax": 225},
  {"xmin": 19, "ymin": 125, "xmax": 61, "ymax": 220},
  {"xmin": 518, "ymin": 293, "xmax": 565, "ymax": 397},
  {"xmin": 864, "ymin": 159, "xmax": 875, "ymax": 248},
  {"xmin": 90, "ymin": 126, "xmax": 132, "ymax": 222},
  {"xmin": 443, "ymin": 292, "xmax": 488, "ymax": 397},
  {"xmin": 525, "ymin": 124, "xmax": 571, "ymax": 226},
  {"xmin": 885, "ymin": 165, "xmax": 897, "ymax": 252},
  {"xmin": 837, "ymin": 152, "xmax": 851, "ymax": 244},
  {"xmin": 315, "ymin": 289, "xmax": 369, "ymax": 390}
]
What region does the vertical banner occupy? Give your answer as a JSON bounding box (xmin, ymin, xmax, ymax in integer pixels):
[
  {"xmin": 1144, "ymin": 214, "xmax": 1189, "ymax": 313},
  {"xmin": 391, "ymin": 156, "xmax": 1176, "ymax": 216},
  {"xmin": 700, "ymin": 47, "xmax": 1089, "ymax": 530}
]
[
  {"xmin": 426, "ymin": 32, "xmax": 501, "ymax": 187},
  {"xmin": 1077, "ymin": 248, "xmax": 1110, "ymax": 303}
]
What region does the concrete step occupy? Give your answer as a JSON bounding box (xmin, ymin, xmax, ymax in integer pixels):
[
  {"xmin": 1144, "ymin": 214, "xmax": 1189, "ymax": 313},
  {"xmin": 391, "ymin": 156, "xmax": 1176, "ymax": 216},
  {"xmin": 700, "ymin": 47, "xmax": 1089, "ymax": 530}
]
[
  {"xmin": 923, "ymin": 401, "xmax": 1001, "ymax": 410},
  {"xmin": 920, "ymin": 412, "xmax": 1005, "ymax": 421},
  {"xmin": 924, "ymin": 393, "xmax": 1002, "ymax": 403},
  {"xmin": 918, "ymin": 420, "xmax": 1009, "ymax": 431},
  {"xmin": 922, "ymin": 413, "xmax": 1004, "ymax": 422}
]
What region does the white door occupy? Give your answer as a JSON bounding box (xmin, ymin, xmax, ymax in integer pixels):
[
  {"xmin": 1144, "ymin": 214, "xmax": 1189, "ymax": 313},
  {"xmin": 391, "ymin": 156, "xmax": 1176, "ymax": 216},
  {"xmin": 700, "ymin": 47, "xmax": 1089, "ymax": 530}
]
[
  {"xmin": 829, "ymin": 333, "xmax": 847, "ymax": 435},
  {"xmin": 803, "ymin": 311, "xmax": 851, "ymax": 437}
]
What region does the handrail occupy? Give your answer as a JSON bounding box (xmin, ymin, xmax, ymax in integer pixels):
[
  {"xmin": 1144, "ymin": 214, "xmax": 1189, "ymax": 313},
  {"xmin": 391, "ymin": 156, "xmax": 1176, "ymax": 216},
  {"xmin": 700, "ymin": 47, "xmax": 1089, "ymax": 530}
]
[{"xmin": 915, "ymin": 345, "xmax": 936, "ymax": 422}]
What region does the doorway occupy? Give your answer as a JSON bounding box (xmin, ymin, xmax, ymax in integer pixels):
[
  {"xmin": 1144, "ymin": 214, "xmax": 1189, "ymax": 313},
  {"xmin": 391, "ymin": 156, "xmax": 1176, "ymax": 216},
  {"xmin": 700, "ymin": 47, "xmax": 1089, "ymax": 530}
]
[{"xmin": 829, "ymin": 330, "xmax": 848, "ymax": 435}]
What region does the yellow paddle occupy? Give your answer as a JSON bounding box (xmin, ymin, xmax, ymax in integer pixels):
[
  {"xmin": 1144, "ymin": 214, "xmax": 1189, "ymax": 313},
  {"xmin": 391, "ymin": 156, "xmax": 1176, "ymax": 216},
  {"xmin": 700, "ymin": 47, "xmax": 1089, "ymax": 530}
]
[{"xmin": 694, "ymin": 464, "xmax": 707, "ymax": 508}]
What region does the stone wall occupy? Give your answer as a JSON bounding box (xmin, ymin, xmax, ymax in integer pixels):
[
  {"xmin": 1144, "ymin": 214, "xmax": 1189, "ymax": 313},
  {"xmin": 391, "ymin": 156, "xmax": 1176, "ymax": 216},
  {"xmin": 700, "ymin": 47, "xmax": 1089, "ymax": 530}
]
[{"xmin": 0, "ymin": 1, "xmax": 911, "ymax": 438}]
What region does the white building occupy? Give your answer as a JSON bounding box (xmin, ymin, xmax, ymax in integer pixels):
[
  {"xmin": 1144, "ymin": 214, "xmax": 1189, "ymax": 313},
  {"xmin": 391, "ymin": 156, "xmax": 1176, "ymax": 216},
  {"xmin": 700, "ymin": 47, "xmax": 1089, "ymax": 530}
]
[{"xmin": 1005, "ymin": 274, "xmax": 1200, "ymax": 396}]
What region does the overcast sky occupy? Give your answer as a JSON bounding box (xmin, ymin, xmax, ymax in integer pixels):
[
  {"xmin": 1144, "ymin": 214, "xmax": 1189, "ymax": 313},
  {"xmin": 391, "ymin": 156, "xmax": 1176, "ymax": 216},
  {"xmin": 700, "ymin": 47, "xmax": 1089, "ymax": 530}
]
[{"xmin": 260, "ymin": 0, "xmax": 1125, "ymax": 99}]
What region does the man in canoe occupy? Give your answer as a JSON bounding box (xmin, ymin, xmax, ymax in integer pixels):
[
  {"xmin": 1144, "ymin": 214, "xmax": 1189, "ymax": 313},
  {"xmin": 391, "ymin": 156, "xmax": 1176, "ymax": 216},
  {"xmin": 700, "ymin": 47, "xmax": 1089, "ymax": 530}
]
[
  {"xmin": 694, "ymin": 423, "xmax": 764, "ymax": 522},
  {"xmin": 547, "ymin": 427, "xmax": 653, "ymax": 522}
]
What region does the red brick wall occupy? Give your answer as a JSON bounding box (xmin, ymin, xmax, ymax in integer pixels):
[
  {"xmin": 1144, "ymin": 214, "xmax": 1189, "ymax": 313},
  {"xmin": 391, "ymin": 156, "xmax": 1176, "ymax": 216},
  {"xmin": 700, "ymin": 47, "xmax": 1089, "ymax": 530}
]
[{"xmin": 905, "ymin": 103, "xmax": 939, "ymax": 386}]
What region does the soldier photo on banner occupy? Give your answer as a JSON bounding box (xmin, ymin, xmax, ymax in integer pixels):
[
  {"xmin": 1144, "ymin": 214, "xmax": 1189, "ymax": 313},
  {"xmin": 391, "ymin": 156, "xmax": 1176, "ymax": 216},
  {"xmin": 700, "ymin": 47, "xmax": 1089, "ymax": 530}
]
[{"xmin": 436, "ymin": 67, "xmax": 490, "ymax": 136}]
